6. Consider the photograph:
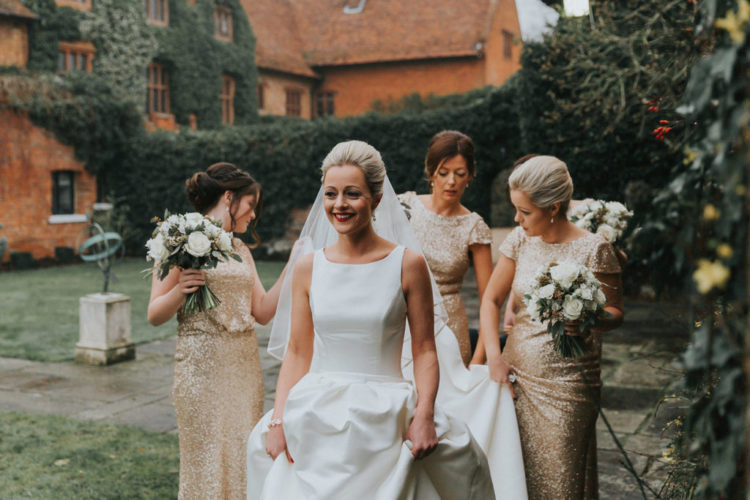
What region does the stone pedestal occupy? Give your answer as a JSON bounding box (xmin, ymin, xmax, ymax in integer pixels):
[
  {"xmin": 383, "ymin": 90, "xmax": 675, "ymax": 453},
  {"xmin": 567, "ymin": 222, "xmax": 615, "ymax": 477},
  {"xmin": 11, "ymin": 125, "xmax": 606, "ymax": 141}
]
[{"xmin": 76, "ymin": 293, "xmax": 135, "ymax": 365}]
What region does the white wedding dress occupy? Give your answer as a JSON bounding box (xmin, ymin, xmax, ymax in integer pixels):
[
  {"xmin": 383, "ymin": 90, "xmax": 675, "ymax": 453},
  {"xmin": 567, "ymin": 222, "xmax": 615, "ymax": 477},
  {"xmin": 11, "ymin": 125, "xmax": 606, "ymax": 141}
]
[{"xmin": 246, "ymin": 246, "xmax": 495, "ymax": 499}]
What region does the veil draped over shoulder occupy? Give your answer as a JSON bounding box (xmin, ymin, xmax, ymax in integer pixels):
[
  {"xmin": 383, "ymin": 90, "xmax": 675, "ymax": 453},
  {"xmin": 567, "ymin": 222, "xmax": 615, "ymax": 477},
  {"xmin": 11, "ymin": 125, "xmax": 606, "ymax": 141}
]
[{"xmin": 266, "ymin": 173, "xmax": 528, "ymax": 499}]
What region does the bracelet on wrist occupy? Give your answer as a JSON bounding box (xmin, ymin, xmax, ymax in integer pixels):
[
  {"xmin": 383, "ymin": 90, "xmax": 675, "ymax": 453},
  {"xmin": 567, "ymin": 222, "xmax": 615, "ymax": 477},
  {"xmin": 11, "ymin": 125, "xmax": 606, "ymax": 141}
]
[{"xmin": 268, "ymin": 417, "xmax": 283, "ymax": 429}]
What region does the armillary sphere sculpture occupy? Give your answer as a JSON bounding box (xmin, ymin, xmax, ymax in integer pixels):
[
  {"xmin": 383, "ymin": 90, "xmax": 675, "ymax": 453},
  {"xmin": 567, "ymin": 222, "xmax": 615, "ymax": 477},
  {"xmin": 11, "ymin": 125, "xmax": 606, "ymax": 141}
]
[{"xmin": 78, "ymin": 221, "xmax": 123, "ymax": 293}]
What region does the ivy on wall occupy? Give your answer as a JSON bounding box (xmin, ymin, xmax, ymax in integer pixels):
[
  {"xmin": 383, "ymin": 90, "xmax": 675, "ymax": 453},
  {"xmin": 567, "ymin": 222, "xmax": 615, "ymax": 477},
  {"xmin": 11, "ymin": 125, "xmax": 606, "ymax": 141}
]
[{"xmin": 20, "ymin": 0, "xmax": 258, "ymax": 127}]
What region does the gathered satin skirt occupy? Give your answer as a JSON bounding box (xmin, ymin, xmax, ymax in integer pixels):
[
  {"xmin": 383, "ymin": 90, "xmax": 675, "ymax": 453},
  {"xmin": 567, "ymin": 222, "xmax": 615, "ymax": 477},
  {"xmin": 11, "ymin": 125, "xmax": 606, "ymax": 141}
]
[{"xmin": 246, "ymin": 370, "xmax": 495, "ymax": 500}]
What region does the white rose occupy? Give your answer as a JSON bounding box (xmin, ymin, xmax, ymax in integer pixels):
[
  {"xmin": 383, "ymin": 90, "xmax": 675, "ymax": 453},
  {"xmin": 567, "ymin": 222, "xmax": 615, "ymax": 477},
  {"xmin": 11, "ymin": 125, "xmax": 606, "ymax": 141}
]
[
  {"xmin": 595, "ymin": 288, "xmax": 607, "ymax": 305},
  {"xmin": 146, "ymin": 233, "xmax": 170, "ymax": 262},
  {"xmin": 526, "ymin": 299, "xmax": 541, "ymax": 320},
  {"xmin": 217, "ymin": 232, "xmax": 233, "ymax": 253},
  {"xmin": 596, "ymin": 224, "xmax": 618, "ymax": 243},
  {"xmin": 562, "ymin": 295, "xmax": 584, "ymax": 320},
  {"xmin": 576, "ymin": 286, "xmax": 594, "ymax": 301},
  {"xmin": 538, "ymin": 284, "xmax": 555, "ymax": 299},
  {"xmin": 185, "ymin": 231, "xmax": 212, "ymax": 257},
  {"xmin": 184, "ymin": 212, "xmax": 205, "ymax": 230},
  {"xmin": 550, "ymin": 262, "xmax": 580, "ymax": 289},
  {"xmin": 204, "ymin": 221, "xmax": 221, "ymax": 239}
]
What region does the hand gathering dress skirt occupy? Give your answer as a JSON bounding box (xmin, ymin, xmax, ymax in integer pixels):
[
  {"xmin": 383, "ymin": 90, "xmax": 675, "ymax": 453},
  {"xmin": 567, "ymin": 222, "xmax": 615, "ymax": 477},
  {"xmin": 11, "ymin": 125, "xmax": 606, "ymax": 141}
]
[
  {"xmin": 174, "ymin": 240, "xmax": 265, "ymax": 499},
  {"xmin": 246, "ymin": 246, "xmax": 495, "ymax": 500}
]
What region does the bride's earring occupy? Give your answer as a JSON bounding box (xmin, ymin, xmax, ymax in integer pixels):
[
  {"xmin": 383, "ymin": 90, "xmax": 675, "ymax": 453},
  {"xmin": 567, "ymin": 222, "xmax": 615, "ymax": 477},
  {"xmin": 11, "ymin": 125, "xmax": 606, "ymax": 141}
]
[{"xmin": 550, "ymin": 216, "xmax": 554, "ymax": 224}]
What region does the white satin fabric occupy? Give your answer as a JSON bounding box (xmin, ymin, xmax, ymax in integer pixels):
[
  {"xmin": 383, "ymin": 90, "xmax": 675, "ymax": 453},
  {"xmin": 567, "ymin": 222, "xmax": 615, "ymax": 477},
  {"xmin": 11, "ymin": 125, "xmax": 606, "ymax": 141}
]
[
  {"xmin": 247, "ymin": 247, "xmax": 495, "ymax": 500},
  {"xmin": 403, "ymin": 324, "xmax": 528, "ymax": 499}
]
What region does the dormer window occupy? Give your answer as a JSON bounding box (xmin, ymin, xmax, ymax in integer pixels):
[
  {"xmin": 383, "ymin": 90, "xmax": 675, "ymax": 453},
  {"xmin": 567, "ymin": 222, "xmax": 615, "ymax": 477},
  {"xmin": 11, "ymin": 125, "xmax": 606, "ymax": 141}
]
[
  {"xmin": 214, "ymin": 6, "xmax": 233, "ymax": 42},
  {"xmin": 343, "ymin": 0, "xmax": 366, "ymax": 14},
  {"xmin": 146, "ymin": 0, "xmax": 168, "ymax": 26}
]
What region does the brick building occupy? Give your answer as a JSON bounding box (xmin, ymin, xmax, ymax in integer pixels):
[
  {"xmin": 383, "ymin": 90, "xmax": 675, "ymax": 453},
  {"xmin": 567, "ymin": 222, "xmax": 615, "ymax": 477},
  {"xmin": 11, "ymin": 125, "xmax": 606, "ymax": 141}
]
[
  {"xmin": 243, "ymin": 0, "xmax": 558, "ymax": 119},
  {"xmin": 0, "ymin": 0, "xmax": 256, "ymax": 263}
]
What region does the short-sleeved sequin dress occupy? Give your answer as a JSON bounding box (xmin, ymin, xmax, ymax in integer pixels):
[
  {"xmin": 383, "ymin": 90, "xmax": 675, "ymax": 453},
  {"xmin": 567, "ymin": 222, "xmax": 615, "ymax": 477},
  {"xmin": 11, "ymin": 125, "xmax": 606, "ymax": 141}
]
[
  {"xmin": 499, "ymin": 227, "xmax": 621, "ymax": 500},
  {"xmin": 173, "ymin": 239, "xmax": 265, "ymax": 499},
  {"xmin": 399, "ymin": 191, "xmax": 492, "ymax": 365}
]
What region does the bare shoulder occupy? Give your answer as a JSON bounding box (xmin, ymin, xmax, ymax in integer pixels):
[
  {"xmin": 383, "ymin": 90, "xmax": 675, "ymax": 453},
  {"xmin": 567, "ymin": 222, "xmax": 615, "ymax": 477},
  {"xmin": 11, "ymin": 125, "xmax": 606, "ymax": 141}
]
[
  {"xmin": 293, "ymin": 253, "xmax": 314, "ymax": 275},
  {"xmin": 402, "ymin": 248, "xmax": 429, "ymax": 275}
]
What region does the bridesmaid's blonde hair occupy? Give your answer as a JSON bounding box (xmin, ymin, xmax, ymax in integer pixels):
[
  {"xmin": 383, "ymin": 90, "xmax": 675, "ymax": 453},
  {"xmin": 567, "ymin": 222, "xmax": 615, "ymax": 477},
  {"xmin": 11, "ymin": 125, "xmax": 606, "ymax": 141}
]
[
  {"xmin": 321, "ymin": 140, "xmax": 386, "ymax": 196},
  {"xmin": 509, "ymin": 155, "xmax": 573, "ymax": 215}
]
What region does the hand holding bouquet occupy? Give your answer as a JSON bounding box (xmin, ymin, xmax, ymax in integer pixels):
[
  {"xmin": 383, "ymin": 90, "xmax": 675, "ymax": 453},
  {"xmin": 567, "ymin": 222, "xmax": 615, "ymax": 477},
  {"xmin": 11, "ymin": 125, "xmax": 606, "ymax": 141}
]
[
  {"xmin": 146, "ymin": 211, "xmax": 242, "ymax": 314},
  {"xmin": 523, "ymin": 261, "xmax": 608, "ymax": 358},
  {"xmin": 568, "ymin": 200, "xmax": 632, "ymax": 244}
]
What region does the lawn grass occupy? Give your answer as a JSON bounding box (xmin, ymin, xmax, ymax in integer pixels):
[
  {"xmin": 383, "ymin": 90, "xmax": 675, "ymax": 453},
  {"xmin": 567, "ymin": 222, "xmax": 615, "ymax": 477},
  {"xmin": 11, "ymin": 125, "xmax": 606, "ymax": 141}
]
[
  {"xmin": 0, "ymin": 410, "xmax": 179, "ymax": 499},
  {"xmin": 0, "ymin": 258, "xmax": 286, "ymax": 362}
]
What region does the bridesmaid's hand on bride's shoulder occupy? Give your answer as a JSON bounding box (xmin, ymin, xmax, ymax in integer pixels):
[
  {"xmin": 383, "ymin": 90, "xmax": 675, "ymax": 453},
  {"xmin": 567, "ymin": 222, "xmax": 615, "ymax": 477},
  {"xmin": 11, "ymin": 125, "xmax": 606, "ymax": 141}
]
[
  {"xmin": 265, "ymin": 425, "xmax": 293, "ymax": 463},
  {"xmin": 488, "ymin": 355, "xmax": 516, "ymax": 399},
  {"xmin": 405, "ymin": 415, "xmax": 438, "ymax": 460}
]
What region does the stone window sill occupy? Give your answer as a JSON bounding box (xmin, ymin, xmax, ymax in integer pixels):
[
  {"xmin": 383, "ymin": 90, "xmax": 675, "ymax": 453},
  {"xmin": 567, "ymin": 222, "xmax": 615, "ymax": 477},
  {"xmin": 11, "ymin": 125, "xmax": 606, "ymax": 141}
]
[{"xmin": 49, "ymin": 214, "xmax": 88, "ymax": 224}]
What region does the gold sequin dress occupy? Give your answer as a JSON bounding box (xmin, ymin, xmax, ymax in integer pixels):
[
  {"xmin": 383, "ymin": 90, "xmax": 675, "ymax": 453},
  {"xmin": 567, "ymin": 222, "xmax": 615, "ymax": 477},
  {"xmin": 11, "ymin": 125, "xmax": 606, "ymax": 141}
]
[
  {"xmin": 173, "ymin": 240, "xmax": 264, "ymax": 500},
  {"xmin": 399, "ymin": 191, "xmax": 492, "ymax": 364},
  {"xmin": 499, "ymin": 227, "xmax": 621, "ymax": 499}
]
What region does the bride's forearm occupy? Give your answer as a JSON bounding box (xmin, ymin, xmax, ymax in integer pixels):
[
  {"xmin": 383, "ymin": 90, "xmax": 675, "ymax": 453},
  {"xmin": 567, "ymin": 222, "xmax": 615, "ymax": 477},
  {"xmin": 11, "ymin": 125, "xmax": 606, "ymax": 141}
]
[
  {"xmin": 271, "ymin": 350, "xmax": 311, "ymax": 418},
  {"xmin": 411, "ymin": 349, "xmax": 438, "ymax": 419},
  {"xmin": 479, "ymin": 297, "xmax": 503, "ymax": 360}
]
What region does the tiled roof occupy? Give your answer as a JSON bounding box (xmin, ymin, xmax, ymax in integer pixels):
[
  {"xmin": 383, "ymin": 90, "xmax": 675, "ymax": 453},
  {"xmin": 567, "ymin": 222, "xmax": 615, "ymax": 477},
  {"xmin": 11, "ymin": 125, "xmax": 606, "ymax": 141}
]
[
  {"xmin": 239, "ymin": 0, "xmax": 318, "ymax": 78},
  {"xmin": 0, "ymin": 0, "xmax": 37, "ymax": 19},
  {"xmin": 241, "ymin": 0, "xmax": 557, "ymax": 74},
  {"xmin": 291, "ymin": 0, "xmax": 492, "ymax": 66}
]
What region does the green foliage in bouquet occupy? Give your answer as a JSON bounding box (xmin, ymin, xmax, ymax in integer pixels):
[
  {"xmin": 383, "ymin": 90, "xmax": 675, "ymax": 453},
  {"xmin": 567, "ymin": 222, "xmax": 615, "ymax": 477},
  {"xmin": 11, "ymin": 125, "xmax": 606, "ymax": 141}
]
[{"xmin": 147, "ymin": 211, "xmax": 241, "ymax": 314}]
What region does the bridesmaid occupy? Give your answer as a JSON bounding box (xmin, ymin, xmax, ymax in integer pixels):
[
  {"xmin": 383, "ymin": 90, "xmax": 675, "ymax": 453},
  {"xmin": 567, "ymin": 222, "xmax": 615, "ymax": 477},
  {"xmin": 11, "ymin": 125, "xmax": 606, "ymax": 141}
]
[
  {"xmin": 148, "ymin": 163, "xmax": 288, "ymax": 499},
  {"xmin": 480, "ymin": 156, "xmax": 624, "ymax": 499},
  {"xmin": 399, "ymin": 130, "xmax": 493, "ymax": 365}
]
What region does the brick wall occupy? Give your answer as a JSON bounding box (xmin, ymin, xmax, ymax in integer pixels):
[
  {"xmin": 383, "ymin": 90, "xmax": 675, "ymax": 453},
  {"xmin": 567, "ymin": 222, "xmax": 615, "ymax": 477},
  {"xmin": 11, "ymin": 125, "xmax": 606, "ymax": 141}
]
[
  {"xmin": 315, "ymin": 57, "xmax": 487, "ymax": 117},
  {"xmin": 0, "ymin": 110, "xmax": 98, "ymax": 262},
  {"xmin": 0, "ymin": 18, "xmax": 29, "ymax": 68},
  {"xmin": 257, "ymin": 70, "xmax": 314, "ymax": 119},
  {"xmin": 485, "ymin": 0, "xmax": 522, "ymax": 85}
]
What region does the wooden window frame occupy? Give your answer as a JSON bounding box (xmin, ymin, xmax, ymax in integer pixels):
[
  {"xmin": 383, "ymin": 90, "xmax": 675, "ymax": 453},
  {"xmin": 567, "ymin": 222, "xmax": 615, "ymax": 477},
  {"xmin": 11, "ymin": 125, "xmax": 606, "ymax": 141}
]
[
  {"xmin": 316, "ymin": 90, "xmax": 336, "ymax": 117},
  {"xmin": 55, "ymin": 0, "xmax": 92, "ymax": 11},
  {"xmin": 285, "ymin": 88, "xmax": 302, "ymax": 117},
  {"xmin": 502, "ymin": 30, "xmax": 513, "ymax": 60},
  {"xmin": 58, "ymin": 41, "xmax": 95, "ymax": 73},
  {"xmin": 52, "ymin": 171, "xmax": 76, "ymax": 215},
  {"xmin": 145, "ymin": 0, "xmax": 169, "ymax": 26},
  {"xmin": 214, "ymin": 6, "xmax": 233, "ymax": 42},
  {"xmin": 146, "ymin": 62, "xmax": 171, "ymax": 115},
  {"xmin": 220, "ymin": 74, "xmax": 235, "ymax": 125}
]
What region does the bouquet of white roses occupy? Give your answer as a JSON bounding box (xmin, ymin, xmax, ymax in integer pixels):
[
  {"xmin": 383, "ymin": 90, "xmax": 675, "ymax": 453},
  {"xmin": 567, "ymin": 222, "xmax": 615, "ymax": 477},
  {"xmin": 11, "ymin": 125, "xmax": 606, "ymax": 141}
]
[
  {"xmin": 568, "ymin": 200, "xmax": 632, "ymax": 243},
  {"xmin": 146, "ymin": 211, "xmax": 241, "ymax": 314},
  {"xmin": 523, "ymin": 261, "xmax": 608, "ymax": 358}
]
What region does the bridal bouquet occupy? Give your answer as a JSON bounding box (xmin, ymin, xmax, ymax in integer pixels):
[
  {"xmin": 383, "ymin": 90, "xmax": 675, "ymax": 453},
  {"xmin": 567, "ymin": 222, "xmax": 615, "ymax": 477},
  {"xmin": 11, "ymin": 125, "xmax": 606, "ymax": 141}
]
[
  {"xmin": 523, "ymin": 261, "xmax": 607, "ymax": 358},
  {"xmin": 146, "ymin": 211, "xmax": 241, "ymax": 314},
  {"xmin": 568, "ymin": 200, "xmax": 632, "ymax": 243}
]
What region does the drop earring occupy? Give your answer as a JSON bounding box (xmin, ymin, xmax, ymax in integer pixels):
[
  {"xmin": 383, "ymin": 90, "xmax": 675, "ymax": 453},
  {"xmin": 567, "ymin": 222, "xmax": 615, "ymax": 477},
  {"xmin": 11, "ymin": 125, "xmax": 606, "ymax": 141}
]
[{"xmin": 550, "ymin": 217, "xmax": 554, "ymax": 224}]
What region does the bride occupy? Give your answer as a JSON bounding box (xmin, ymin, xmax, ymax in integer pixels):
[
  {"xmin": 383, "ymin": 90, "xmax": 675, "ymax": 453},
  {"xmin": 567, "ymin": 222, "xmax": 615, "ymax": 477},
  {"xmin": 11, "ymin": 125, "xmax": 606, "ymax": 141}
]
[{"xmin": 246, "ymin": 140, "xmax": 495, "ymax": 499}]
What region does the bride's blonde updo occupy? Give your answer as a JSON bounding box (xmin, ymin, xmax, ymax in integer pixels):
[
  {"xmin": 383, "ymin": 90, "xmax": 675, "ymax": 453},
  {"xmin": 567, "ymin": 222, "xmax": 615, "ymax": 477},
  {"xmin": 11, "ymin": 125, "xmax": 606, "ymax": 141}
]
[
  {"xmin": 321, "ymin": 140, "xmax": 386, "ymax": 197},
  {"xmin": 508, "ymin": 155, "xmax": 574, "ymax": 215}
]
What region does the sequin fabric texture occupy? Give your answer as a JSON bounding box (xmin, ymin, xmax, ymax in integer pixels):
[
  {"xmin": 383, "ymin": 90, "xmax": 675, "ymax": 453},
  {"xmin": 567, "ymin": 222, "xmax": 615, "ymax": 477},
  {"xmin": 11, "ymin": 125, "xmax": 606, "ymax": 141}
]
[
  {"xmin": 399, "ymin": 191, "xmax": 492, "ymax": 365},
  {"xmin": 173, "ymin": 240, "xmax": 264, "ymax": 500},
  {"xmin": 499, "ymin": 227, "xmax": 621, "ymax": 499}
]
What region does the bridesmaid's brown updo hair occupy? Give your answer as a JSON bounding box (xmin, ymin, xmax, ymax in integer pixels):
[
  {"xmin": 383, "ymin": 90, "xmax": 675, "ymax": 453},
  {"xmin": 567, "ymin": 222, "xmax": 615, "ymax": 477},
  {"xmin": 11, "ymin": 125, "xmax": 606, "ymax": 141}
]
[
  {"xmin": 424, "ymin": 130, "xmax": 476, "ymax": 183},
  {"xmin": 185, "ymin": 162, "xmax": 263, "ymax": 247}
]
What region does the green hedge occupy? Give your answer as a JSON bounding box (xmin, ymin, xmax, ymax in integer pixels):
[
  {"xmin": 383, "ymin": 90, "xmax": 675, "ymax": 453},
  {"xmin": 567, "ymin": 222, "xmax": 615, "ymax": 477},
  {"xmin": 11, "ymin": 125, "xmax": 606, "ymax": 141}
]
[{"xmin": 112, "ymin": 83, "xmax": 521, "ymax": 253}]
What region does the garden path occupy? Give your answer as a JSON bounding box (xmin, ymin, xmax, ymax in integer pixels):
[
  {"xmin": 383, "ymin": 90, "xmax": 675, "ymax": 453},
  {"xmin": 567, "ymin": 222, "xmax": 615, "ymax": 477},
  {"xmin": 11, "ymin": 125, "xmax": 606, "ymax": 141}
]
[{"xmin": 0, "ymin": 270, "xmax": 690, "ymax": 498}]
